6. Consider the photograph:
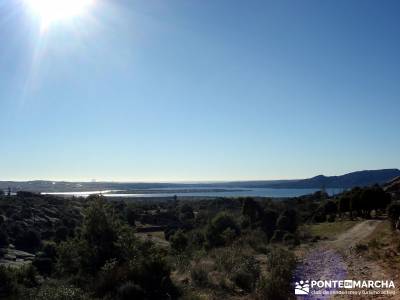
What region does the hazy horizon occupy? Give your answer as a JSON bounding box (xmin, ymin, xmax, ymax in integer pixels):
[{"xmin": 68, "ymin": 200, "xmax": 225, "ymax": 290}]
[
  {"xmin": 1, "ymin": 0, "xmax": 400, "ymax": 181},
  {"xmin": 1, "ymin": 167, "xmax": 399, "ymax": 183}
]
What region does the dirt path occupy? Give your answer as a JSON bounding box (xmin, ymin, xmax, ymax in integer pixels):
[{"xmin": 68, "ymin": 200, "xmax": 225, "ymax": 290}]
[
  {"xmin": 333, "ymin": 220, "xmax": 381, "ymax": 249},
  {"xmin": 295, "ymin": 220, "xmax": 400, "ymax": 299}
]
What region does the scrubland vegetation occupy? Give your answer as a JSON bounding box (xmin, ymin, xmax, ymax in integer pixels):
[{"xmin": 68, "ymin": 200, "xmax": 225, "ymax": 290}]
[{"xmin": 0, "ymin": 183, "xmax": 398, "ymax": 299}]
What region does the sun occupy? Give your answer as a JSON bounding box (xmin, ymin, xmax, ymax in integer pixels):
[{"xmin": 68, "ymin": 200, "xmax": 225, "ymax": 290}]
[{"xmin": 25, "ymin": 0, "xmax": 94, "ymax": 28}]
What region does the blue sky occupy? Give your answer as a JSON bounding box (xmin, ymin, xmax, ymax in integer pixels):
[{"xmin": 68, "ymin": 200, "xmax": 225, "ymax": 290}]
[{"xmin": 0, "ymin": 0, "xmax": 399, "ymax": 181}]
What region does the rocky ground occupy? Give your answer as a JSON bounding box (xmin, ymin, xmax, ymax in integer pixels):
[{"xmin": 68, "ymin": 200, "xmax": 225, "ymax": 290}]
[{"xmin": 296, "ymin": 220, "xmax": 400, "ymax": 300}]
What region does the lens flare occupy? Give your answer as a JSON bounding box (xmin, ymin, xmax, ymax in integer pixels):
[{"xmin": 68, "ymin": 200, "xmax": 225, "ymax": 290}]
[{"xmin": 25, "ymin": 0, "xmax": 94, "ymax": 28}]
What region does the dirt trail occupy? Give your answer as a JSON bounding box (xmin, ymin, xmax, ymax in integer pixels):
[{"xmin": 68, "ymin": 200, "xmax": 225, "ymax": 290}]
[
  {"xmin": 333, "ymin": 220, "xmax": 381, "ymax": 250},
  {"xmin": 295, "ymin": 220, "xmax": 400, "ymax": 300}
]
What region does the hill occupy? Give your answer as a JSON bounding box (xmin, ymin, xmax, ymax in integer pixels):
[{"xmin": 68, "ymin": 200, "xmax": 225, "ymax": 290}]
[
  {"xmin": 384, "ymin": 176, "xmax": 400, "ymax": 198},
  {"xmin": 266, "ymin": 169, "xmax": 400, "ymax": 189},
  {"xmin": 1, "ymin": 169, "xmax": 399, "ymax": 193}
]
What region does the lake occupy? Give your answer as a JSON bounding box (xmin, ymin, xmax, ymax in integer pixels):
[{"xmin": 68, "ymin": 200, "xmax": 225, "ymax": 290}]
[{"xmin": 42, "ymin": 187, "xmax": 343, "ymax": 198}]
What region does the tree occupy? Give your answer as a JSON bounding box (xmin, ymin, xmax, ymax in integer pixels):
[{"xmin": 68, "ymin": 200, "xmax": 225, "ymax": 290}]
[
  {"xmin": 338, "ymin": 195, "xmax": 351, "ymax": 216},
  {"xmin": 324, "ymin": 200, "xmax": 338, "ymax": 215},
  {"xmin": 260, "ymin": 209, "xmax": 278, "ymax": 239},
  {"xmin": 126, "ymin": 207, "xmax": 136, "ymax": 227},
  {"xmin": 241, "ymin": 198, "xmax": 277, "ymax": 238},
  {"xmin": 205, "ymin": 213, "xmax": 240, "ymax": 248},
  {"xmin": 80, "ymin": 196, "xmax": 119, "ymax": 273},
  {"xmin": 0, "ymin": 226, "xmax": 8, "ymax": 248},
  {"xmin": 179, "ymin": 204, "xmax": 194, "ymax": 222},
  {"xmin": 180, "ymin": 204, "xmax": 194, "ymax": 217},
  {"xmin": 276, "ymin": 209, "xmax": 297, "ymax": 233},
  {"xmin": 15, "ymin": 229, "xmax": 41, "ymax": 252},
  {"xmin": 169, "ymin": 230, "xmax": 188, "ymax": 253},
  {"xmin": 242, "ymin": 198, "xmax": 261, "ymax": 226}
]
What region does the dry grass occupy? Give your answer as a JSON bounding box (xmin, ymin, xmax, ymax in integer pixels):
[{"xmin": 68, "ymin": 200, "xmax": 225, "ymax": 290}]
[
  {"xmin": 135, "ymin": 231, "xmax": 169, "ymax": 247},
  {"xmin": 363, "ymin": 221, "xmax": 400, "ymax": 267},
  {"xmin": 303, "ymin": 220, "xmax": 359, "ymax": 240}
]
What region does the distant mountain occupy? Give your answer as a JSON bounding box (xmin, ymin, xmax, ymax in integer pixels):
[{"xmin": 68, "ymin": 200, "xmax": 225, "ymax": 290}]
[
  {"xmin": 384, "ymin": 176, "xmax": 400, "ymax": 196},
  {"xmin": 1, "ymin": 169, "xmax": 399, "ymax": 193},
  {"xmin": 263, "ymin": 169, "xmax": 400, "ymax": 189}
]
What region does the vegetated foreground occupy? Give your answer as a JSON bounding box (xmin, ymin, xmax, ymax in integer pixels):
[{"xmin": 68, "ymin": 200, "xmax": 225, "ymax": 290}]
[{"xmin": 0, "ymin": 182, "xmax": 399, "ymax": 299}]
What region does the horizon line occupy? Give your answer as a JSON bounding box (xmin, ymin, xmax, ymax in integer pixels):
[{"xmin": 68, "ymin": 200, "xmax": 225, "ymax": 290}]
[{"xmin": 1, "ymin": 168, "xmax": 399, "ymax": 183}]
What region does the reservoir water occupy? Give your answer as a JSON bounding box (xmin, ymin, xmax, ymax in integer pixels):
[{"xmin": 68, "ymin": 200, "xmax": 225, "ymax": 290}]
[{"xmin": 42, "ymin": 187, "xmax": 343, "ymax": 198}]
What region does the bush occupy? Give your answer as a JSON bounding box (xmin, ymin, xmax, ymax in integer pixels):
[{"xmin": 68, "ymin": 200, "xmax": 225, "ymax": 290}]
[
  {"xmin": 117, "ymin": 281, "xmax": 145, "ymax": 300},
  {"xmin": 170, "ymin": 230, "xmax": 188, "ymax": 253},
  {"xmin": 282, "ymin": 232, "xmax": 298, "ymax": 246},
  {"xmin": 230, "ymin": 256, "xmax": 260, "ymax": 292},
  {"xmin": 128, "ymin": 254, "xmax": 179, "ymax": 299},
  {"xmin": 80, "ymin": 197, "xmax": 120, "ymax": 273},
  {"xmin": 212, "ymin": 247, "xmax": 237, "ymax": 273},
  {"xmin": 388, "ymin": 203, "xmax": 400, "ymax": 229},
  {"xmin": 187, "ymin": 230, "xmax": 205, "ymax": 250},
  {"xmin": 33, "ymin": 282, "xmax": 88, "ymax": 300},
  {"xmin": 14, "ymin": 264, "xmax": 38, "ymax": 288},
  {"xmin": 239, "ymin": 229, "xmax": 269, "ymax": 253},
  {"xmin": 56, "ymin": 238, "xmax": 83, "ymax": 276},
  {"xmin": 190, "ymin": 263, "xmax": 209, "ymax": 287},
  {"xmin": 15, "ymin": 229, "xmax": 41, "ymax": 252},
  {"xmin": 0, "ymin": 266, "xmax": 17, "ymax": 297},
  {"xmin": 55, "ymin": 226, "xmax": 69, "ymax": 242},
  {"xmin": 42, "ymin": 242, "xmax": 57, "ymax": 260},
  {"xmin": 164, "ymin": 227, "xmax": 177, "ymax": 241},
  {"xmin": 0, "ymin": 226, "xmax": 9, "ymax": 248},
  {"xmin": 276, "ymin": 209, "xmax": 297, "ymax": 233},
  {"xmin": 205, "ymin": 213, "xmax": 240, "ymax": 248},
  {"xmin": 33, "ymin": 257, "xmax": 53, "ymax": 276},
  {"xmin": 126, "ymin": 208, "xmax": 136, "ymax": 227},
  {"xmin": 256, "ymin": 247, "xmax": 296, "ymax": 300},
  {"xmin": 270, "ymin": 230, "xmax": 286, "ymax": 243}
]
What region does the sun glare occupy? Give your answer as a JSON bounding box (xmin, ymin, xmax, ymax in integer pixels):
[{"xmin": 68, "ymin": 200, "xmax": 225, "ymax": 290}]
[{"xmin": 25, "ymin": 0, "xmax": 94, "ymax": 28}]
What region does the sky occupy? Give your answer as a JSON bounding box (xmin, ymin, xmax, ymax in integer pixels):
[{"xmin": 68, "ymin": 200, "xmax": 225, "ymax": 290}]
[{"xmin": 0, "ymin": 0, "xmax": 400, "ymax": 182}]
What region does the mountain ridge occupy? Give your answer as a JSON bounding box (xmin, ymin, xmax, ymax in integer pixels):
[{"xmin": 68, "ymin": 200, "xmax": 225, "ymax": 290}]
[{"xmin": 1, "ymin": 169, "xmax": 399, "ymax": 192}]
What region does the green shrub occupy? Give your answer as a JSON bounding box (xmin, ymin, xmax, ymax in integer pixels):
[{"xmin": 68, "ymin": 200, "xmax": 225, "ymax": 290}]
[
  {"xmin": 0, "ymin": 226, "xmax": 9, "ymax": 247},
  {"xmin": 117, "ymin": 281, "xmax": 145, "ymax": 300},
  {"xmin": 127, "ymin": 254, "xmax": 179, "ymax": 299},
  {"xmin": 81, "ymin": 197, "xmax": 119, "ymax": 273},
  {"xmin": 239, "ymin": 229, "xmax": 268, "ymax": 253},
  {"xmin": 55, "ymin": 226, "xmax": 69, "ymax": 242},
  {"xmin": 270, "ymin": 230, "xmax": 286, "ymax": 243},
  {"xmin": 170, "ymin": 230, "xmax": 188, "ymax": 253},
  {"xmin": 276, "ymin": 209, "xmax": 298, "ymax": 233},
  {"xmin": 213, "ymin": 246, "xmax": 242, "ymax": 273},
  {"xmin": 190, "ymin": 263, "xmax": 209, "ymax": 287},
  {"xmin": 33, "ymin": 282, "xmax": 88, "ymax": 300},
  {"xmin": 205, "ymin": 213, "xmax": 240, "ymax": 248},
  {"xmin": 15, "ymin": 229, "xmax": 41, "ymax": 251},
  {"xmin": 15, "ymin": 264, "xmax": 39, "ymax": 288},
  {"xmin": 125, "ymin": 206, "xmax": 137, "ymax": 227},
  {"xmin": 33, "ymin": 257, "xmax": 53, "ymax": 276},
  {"xmin": 256, "ymin": 247, "xmax": 296, "ymax": 300},
  {"xmin": 282, "ymin": 232, "xmax": 298, "ymax": 246},
  {"xmin": 230, "ymin": 256, "xmax": 260, "ymax": 292},
  {"xmin": 0, "ymin": 266, "xmax": 17, "ymax": 297},
  {"xmin": 42, "ymin": 241, "xmax": 57, "ymax": 260}
]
